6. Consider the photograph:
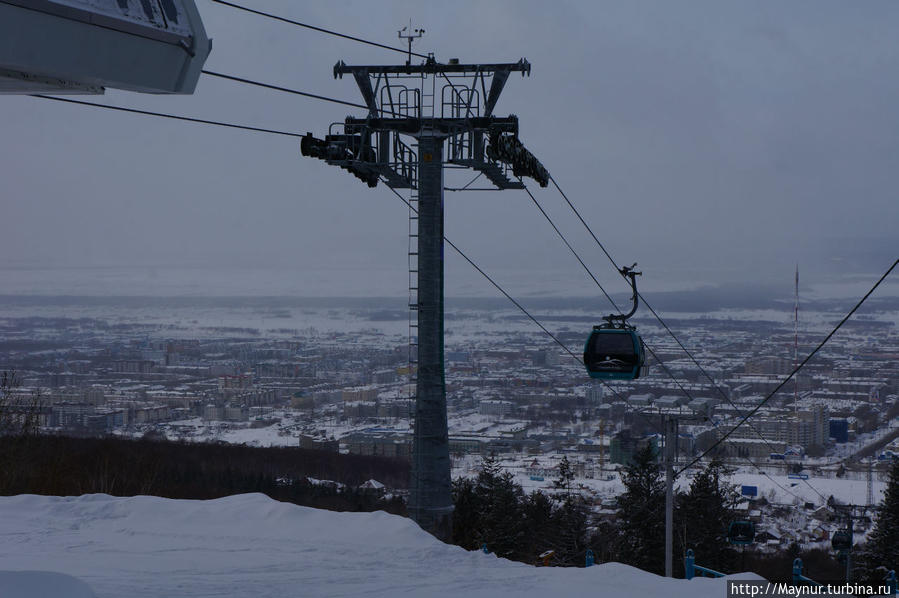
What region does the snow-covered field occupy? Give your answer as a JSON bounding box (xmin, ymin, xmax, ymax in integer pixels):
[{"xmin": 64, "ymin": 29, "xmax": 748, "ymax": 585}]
[{"xmin": 0, "ymin": 493, "xmax": 760, "ymax": 597}]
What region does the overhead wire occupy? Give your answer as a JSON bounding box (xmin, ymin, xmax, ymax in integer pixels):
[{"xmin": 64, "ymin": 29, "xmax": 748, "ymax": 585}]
[
  {"xmin": 383, "ymin": 182, "xmax": 575, "ymax": 360},
  {"xmin": 199, "ymin": 70, "xmax": 413, "ymax": 119},
  {"xmin": 519, "ymin": 182, "xmax": 617, "ymax": 309},
  {"xmin": 206, "ymin": 0, "xmax": 430, "ymax": 59},
  {"xmin": 201, "ymin": 69, "xmax": 370, "ymax": 110},
  {"xmin": 31, "ymin": 94, "xmax": 303, "ymax": 138}
]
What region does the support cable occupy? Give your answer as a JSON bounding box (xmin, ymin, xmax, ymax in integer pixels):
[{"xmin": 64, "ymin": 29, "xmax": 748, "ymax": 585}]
[
  {"xmin": 201, "ymin": 69, "xmax": 370, "ymax": 110},
  {"xmin": 31, "ymin": 94, "xmax": 303, "ymax": 137},
  {"xmin": 207, "ymin": 0, "xmax": 430, "ymax": 59},
  {"xmin": 520, "ymin": 181, "xmax": 617, "ymax": 309}
]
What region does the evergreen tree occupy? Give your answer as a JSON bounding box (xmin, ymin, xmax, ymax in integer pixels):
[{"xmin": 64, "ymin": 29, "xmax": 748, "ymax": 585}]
[
  {"xmin": 553, "ymin": 455, "xmax": 575, "ymax": 499},
  {"xmin": 615, "ymin": 443, "xmax": 665, "ymax": 575},
  {"xmin": 451, "ymin": 455, "xmax": 525, "ymax": 560},
  {"xmin": 859, "ymin": 461, "xmax": 899, "ymax": 578},
  {"xmin": 521, "ymin": 490, "xmax": 556, "ymax": 563},
  {"xmin": 677, "ymin": 459, "xmax": 739, "ymax": 573},
  {"xmin": 549, "ymin": 455, "xmax": 588, "ymax": 566},
  {"xmin": 550, "ymin": 494, "xmax": 589, "ymax": 566},
  {"xmin": 477, "ymin": 456, "xmax": 525, "ymax": 559},
  {"xmin": 451, "ymin": 476, "xmax": 481, "ymax": 550}
]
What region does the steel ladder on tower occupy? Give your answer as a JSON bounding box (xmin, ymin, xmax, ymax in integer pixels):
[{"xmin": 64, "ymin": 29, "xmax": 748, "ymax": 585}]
[{"xmin": 407, "ymin": 181, "xmax": 419, "ymax": 410}]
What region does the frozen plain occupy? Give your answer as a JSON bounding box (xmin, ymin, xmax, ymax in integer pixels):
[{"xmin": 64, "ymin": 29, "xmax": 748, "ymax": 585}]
[{"xmin": 0, "ymin": 493, "xmax": 761, "ymax": 598}]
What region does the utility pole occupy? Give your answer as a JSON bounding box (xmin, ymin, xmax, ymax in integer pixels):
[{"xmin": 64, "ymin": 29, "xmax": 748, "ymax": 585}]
[
  {"xmin": 835, "ymin": 505, "xmax": 858, "ymax": 583},
  {"xmin": 301, "ymin": 39, "xmax": 547, "ymax": 540},
  {"xmin": 664, "ymin": 415, "xmax": 678, "ymax": 578},
  {"xmin": 846, "ymin": 513, "xmax": 854, "ymax": 583},
  {"xmin": 867, "ymin": 457, "xmax": 874, "ymax": 508},
  {"xmin": 599, "ymin": 419, "xmax": 606, "ymax": 472},
  {"xmin": 635, "ymin": 400, "xmax": 706, "ymax": 578}
]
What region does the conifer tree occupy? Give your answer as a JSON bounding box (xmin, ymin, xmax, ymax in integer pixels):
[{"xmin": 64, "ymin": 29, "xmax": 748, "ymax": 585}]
[
  {"xmin": 452, "ymin": 455, "xmax": 526, "ymax": 559},
  {"xmin": 859, "ymin": 461, "xmax": 899, "ymax": 578},
  {"xmin": 677, "ymin": 459, "xmax": 739, "ymax": 573},
  {"xmin": 615, "ymin": 443, "xmax": 665, "ymax": 575},
  {"xmin": 451, "ymin": 476, "xmax": 481, "ymax": 549},
  {"xmin": 550, "ymin": 455, "xmax": 587, "ymax": 565},
  {"xmin": 553, "ymin": 455, "xmax": 575, "ymax": 499},
  {"xmin": 551, "ymin": 493, "xmax": 589, "ymax": 566},
  {"xmin": 480, "ymin": 459, "xmax": 525, "ymax": 559},
  {"xmin": 521, "ymin": 490, "xmax": 556, "ymax": 562}
]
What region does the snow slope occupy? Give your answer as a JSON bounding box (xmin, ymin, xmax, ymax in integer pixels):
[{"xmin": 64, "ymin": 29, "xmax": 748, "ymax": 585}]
[{"xmin": 0, "ymin": 493, "xmax": 760, "ymax": 597}]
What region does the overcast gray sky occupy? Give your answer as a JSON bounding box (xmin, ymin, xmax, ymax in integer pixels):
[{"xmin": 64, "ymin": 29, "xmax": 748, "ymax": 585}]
[{"xmin": 1, "ymin": 0, "xmax": 897, "ymax": 299}]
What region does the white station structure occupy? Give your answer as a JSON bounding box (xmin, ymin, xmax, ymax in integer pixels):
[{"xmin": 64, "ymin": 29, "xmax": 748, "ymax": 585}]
[{"xmin": 0, "ymin": 0, "xmax": 210, "ymax": 94}]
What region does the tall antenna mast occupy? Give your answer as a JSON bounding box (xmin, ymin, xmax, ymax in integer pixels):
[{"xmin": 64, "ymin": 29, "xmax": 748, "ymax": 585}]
[
  {"xmin": 301, "ymin": 42, "xmax": 545, "ymax": 540},
  {"xmin": 794, "ymin": 264, "xmax": 800, "ymax": 415}
]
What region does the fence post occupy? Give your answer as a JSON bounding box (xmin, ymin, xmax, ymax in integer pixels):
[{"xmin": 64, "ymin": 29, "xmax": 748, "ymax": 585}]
[
  {"xmin": 792, "ymin": 558, "xmax": 803, "ymax": 585},
  {"xmin": 685, "ymin": 549, "xmax": 695, "ymax": 580}
]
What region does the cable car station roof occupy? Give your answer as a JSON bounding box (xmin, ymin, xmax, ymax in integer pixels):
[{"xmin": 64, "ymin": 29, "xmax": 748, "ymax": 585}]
[{"xmin": 0, "ymin": 0, "xmax": 210, "ymax": 94}]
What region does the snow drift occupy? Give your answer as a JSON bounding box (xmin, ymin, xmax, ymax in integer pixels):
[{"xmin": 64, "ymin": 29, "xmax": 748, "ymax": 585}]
[{"xmin": 0, "ymin": 493, "xmax": 760, "ymax": 597}]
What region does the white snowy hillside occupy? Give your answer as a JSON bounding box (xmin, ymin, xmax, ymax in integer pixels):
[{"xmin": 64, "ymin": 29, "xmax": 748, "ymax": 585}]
[{"xmin": 0, "ymin": 493, "xmax": 762, "ymax": 598}]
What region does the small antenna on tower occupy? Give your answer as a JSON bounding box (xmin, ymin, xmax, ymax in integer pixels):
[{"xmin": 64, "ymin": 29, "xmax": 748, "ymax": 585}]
[{"xmin": 397, "ymin": 20, "xmax": 424, "ymax": 66}]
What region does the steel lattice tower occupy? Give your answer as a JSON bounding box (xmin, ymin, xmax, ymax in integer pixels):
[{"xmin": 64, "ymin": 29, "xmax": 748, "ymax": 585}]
[{"xmin": 301, "ymin": 52, "xmax": 547, "ymax": 539}]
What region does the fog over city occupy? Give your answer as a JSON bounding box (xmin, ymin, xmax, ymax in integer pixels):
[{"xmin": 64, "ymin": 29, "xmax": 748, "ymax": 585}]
[{"xmin": 2, "ymin": 0, "xmax": 897, "ymax": 301}]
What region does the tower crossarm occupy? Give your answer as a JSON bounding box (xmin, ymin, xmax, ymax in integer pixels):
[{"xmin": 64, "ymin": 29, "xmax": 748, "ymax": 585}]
[
  {"xmin": 302, "ymin": 57, "xmax": 547, "ymax": 190},
  {"xmin": 343, "ymin": 115, "xmax": 518, "ymax": 135},
  {"xmin": 334, "ymin": 58, "xmax": 530, "ymax": 78}
]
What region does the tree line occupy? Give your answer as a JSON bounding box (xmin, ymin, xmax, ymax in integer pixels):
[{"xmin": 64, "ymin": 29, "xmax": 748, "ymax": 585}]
[
  {"xmin": 452, "ymin": 445, "xmax": 899, "ymax": 583},
  {"xmin": 0, "ymin": 434, "xmax": 407, "ymax": 515}
]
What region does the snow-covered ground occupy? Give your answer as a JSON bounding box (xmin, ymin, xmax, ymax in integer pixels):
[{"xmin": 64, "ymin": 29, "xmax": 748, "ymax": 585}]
[{"xmin": 0, "ymin": 493, "xmax": 761, "ymax": 598}]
